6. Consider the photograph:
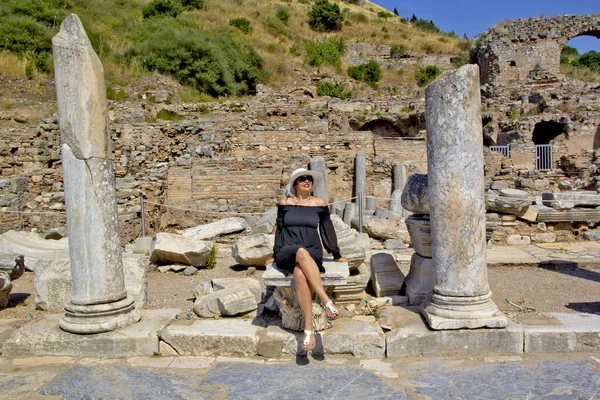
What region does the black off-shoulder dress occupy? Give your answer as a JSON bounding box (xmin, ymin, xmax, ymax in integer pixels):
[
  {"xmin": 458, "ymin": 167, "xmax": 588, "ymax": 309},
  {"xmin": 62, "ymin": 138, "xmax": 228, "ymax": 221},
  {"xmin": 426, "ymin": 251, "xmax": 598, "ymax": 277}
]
[{"xmin": 273, "ymin": 204, "xmax": 341, "ymax": 274}]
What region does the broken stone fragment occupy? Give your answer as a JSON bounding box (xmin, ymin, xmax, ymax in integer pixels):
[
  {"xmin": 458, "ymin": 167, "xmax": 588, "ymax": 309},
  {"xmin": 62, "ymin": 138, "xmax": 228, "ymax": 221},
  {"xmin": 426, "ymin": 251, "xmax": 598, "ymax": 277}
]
[
  {"xmin": 182, "ymin": 217, "xmax": 248, "ymax": 240},
  {"xmin": 150, "ymin": 232, "xmax": 213, "ymax": 267},
  {"xmin": 401, "ymin": 173, "xmax": 429, "ymax": 215},
  {"xmin": 232, "ymin": 234, "xmax": 274, "ymax": 266},
  {"xmin": 0, "ymin": 254, "xmax": 25, "ymax": 309}
]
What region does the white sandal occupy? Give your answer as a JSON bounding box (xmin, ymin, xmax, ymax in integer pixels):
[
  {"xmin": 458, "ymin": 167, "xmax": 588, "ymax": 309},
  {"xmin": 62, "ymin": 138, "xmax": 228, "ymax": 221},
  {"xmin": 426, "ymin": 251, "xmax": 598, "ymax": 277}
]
[
  {"xmin": 324, "ymin": 300, "xmax": 340, "ymax": 320},
  {"xmin": 302, "ymin": 329, "xmax": 316, "ymax": 351}
]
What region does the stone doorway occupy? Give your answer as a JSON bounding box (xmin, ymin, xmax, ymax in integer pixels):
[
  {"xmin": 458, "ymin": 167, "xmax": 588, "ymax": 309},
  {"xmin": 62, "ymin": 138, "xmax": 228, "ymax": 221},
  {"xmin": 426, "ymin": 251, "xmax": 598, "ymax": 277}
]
[{"xmin": 532, "ymin": 121, "xmax": 567, "ymax": 145}]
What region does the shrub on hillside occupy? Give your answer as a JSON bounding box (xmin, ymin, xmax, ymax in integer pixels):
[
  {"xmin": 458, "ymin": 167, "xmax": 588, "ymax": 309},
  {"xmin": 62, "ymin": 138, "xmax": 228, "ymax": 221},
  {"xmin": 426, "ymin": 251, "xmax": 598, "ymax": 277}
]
[
  {"xmin": 305, "ymin": 37, "xmax": 345, "ymax": 67},
  {"xmin": 390, "ymin": 44, "xmax": 406, "ymax": 59},
  {"xmin": 0, "ymin": 15, "xmax": 53, "ymax": 55},
  {"xmin": 308, "ymin": 0, "xmax": 344, "ymax": 32},
  {"xmin": 410, "ymin": 14, "xmax": 440, "ymax": 33},
  {"xmin": 561, "ymin": 46, "xmax": 579, "ymax": 57},
  {"xmin": 230, "ymin": 17, "xmax": 252, "ymax": 34},
  {"xmin": 451, "ymin": 52, "xmax": 469, "ymax": 68},
  {"xmin": 7, "ymin": 0, "xmax": 73, "ymax": 26},
  {"xmin": 126, "ymin": 18, "xmax": 264, "ymax": 96},
  {"xmin": 347, "ymin": 60, "xmax": 382, "ymax": 87},
  {"xmin": 572, "ymin": 50, "xmax": 600, "ymax": 72},
  {"xmin": 142, "ymin": 0, "xmax": 183, "ymax": 19},
  {"xmin": 417, "ymin": 65, "xmax": 441, "ymax": 86},
  {"xmin": 276, "ymin": 7, "xmax": 291, "ymax": 24},
  {"xmin": 316, "ymin": 82, "xmax": 350, "ymax": 99},
  {"xmin": 180, "ymin": 0, "xmax": 205, "ymax": 10}
]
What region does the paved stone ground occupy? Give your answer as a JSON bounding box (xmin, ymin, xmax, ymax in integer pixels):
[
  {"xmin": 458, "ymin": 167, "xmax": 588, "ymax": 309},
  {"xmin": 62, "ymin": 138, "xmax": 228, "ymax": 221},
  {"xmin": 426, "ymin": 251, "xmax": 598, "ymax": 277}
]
[{"xmin": 2, "ymin": 353, "xmax": 600, "ymax": 399}]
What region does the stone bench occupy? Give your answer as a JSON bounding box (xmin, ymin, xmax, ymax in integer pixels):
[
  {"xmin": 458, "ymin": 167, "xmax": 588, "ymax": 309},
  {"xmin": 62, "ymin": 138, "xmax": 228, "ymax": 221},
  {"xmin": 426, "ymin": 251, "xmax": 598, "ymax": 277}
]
[{"xmin": 263, "ymin": 260, "xmax": 349, "ymax": 332}]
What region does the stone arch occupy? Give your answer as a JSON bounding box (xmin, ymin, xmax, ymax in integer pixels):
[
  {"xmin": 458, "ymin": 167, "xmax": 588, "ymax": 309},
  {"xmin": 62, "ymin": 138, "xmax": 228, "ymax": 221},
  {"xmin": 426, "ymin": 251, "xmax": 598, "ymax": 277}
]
[
  {"xmin": 472, "ymin": 14, "xmax": 600, "ymax": 86},
  {"xmin": 532, "ymin": 120, "xmax": 568, "ymax": 145},
  {"xmin": 351, "ymin": 117, "xmax": 418, "ymax": 137}
]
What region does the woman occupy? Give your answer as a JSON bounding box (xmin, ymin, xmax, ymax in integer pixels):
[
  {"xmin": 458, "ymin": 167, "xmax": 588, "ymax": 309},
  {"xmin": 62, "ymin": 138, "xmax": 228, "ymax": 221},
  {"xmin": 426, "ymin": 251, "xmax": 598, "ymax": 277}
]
[{"xmin": 266, "ymin": 167, "xmax": 348, "ymax": 351}]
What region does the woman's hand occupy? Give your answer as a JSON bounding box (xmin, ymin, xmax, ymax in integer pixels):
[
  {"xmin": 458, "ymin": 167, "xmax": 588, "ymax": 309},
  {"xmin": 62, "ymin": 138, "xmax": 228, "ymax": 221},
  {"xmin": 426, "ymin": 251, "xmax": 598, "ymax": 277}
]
[
  {"xmin": 334, "ymin": 257, "xmax": 349, "ymax": 263},
  {"xmin": 265, "ymin": 257, "xmax": 275, "ymax": 266}
]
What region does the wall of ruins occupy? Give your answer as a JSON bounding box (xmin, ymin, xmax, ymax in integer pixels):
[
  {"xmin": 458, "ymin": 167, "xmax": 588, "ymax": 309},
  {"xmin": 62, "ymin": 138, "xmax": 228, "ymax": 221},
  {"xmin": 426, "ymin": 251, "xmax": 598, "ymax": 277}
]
[{"xmin": 472, "ymin": 14, "xmax": 600, "ymax": 86}]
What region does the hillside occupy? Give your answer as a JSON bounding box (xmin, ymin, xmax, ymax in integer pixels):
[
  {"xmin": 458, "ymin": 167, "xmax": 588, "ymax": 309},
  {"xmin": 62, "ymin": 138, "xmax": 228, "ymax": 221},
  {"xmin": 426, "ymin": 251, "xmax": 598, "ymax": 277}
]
[{"xmin": 0, "ymin": 0, "xmax": 470, "ymax": 98}]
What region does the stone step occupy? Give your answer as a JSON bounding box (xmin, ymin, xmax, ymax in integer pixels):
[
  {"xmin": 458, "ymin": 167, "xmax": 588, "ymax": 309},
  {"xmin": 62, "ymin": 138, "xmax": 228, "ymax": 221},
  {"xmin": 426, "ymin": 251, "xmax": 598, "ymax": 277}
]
[{"xmin": 2, "ymin": 310, "xmax": 178, "ymax": 357}]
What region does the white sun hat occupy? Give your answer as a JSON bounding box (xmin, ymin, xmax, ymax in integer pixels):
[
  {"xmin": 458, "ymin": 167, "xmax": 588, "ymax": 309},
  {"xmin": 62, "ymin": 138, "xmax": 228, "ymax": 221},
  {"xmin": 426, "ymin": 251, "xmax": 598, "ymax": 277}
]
[{"xmin": 285, "ymin": 167, "xmax": 324, "ymax": 197}]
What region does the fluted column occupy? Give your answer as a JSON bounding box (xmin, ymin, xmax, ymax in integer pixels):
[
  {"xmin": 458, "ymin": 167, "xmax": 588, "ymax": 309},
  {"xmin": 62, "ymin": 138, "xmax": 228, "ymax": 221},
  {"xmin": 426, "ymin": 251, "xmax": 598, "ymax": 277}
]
[
  {"xmin": 421, "ymin": 65, "xmax": 506, "ymax": 330},
  {"xmin": 54, "ymin": 14, "xmax": 140, "ymax": 333}
]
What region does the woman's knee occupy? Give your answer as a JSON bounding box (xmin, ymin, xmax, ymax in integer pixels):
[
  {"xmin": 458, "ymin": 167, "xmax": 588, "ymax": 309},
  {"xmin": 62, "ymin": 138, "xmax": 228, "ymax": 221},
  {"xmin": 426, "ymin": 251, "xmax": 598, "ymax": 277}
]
[
  {"xmin": 293, "ymin": 266, "xmax": 308, "ymax": 286},
  {"xmin": 296, "ymin": 247, "xmax": 311, "ymax": 261}
]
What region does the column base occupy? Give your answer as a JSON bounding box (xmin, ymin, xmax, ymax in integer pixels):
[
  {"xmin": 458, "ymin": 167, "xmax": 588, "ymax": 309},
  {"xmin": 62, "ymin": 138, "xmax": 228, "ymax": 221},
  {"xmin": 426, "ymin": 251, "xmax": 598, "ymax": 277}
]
[
  {"xmin": 273, "ymin": 287, "xmax": 332, "ymax": 332},
  {"xmin": 60, "ymin": 295, "xmax": 140, "ymax": 334},
  {"xmin": 405, "ymin": 253, "xmax": 435, "ymax": 305},
  {"xmin": 421, "ymin": 292, "xmax": 507, "ymax": 330}
]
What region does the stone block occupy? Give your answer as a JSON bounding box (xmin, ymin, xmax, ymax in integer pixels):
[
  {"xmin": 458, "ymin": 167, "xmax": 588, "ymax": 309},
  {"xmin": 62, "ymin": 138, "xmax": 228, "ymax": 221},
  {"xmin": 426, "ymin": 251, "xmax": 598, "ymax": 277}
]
[
  {"xmin": 251, "ymin": 207, "xmax": 277, "ymax": 234},
  {"xmin": 0, "ymin": 230, "xmax": 70, "ymax": 271},
  {"xmin": 524, "ymin": 313, "xmax": 600, "ymax": 353},
  {"xmin": 212, "ymin": 277, "xmax": 263, "ymax": 303},
  {"xmin": 263, "ymin": 260, "xmax": 349, "ymax": 287},
  {"xmin": 401, "ymin": 173, "xmax": 429, "ymax": 214},
  {"xmin": 404, "ymin": 253, "xmax": 435, "ymax": 305},
  {"xmin": 506, "ymin": 234, "xmax": 531, "ymax": 246},
  {"xmin": 150, "ymin": 233, "xmax": 212, "ymax": 267},
  {"xmin": 490, "ymin": 181, "xmax": 509, "ymax": 190},
  {"xmin": 321, "ymin": 318, "xmax": 385, "ymax": 358},
  {"xmin": 193, "ymin": 287, "xmax": 257, "ymax": 318},
  {"xmin": 158, "ymin": 319, "xmax": 261, "ymax": 356},
  {"xmin": 533, "ymin": 232, "xmax": 556, "ymax": 243},
  {"xmin": 231, "ymin": 234, "xmax": 274, "ymax": 266},
  {"xmin": 2, "ymin": 310, "xmax": 178, "ymax": 357},
  {"xmin": 362, "ymin": 218, "xmax": 406, "ymax": 240},
  {"xmin": 542, "ymin": 191, "xmax": 600, "ymax": 210},
  {"xmin": 182, "ymin": 217, "xmax": 248, "ymax": 240},
  {"xmin": 133, "ymin": 237, "xmax": 153, "ymax": 255},
  {"xmin": 537, "ymin": 207, "xmax": 600, "ymax": 223},
  {"xmin": 34, "ymin": 254, "xmax": 148, "ymax": 312},
  {"xmin": 370, "ymin": 253, "xmax": 404, "ymax": 297},
  {"xmin": 405, "ymin": 215, "xmax": 431, "ymax": 258},
  {"xmin": 385, "ymin": 307, "xmax": 523, "ymax": 357}
]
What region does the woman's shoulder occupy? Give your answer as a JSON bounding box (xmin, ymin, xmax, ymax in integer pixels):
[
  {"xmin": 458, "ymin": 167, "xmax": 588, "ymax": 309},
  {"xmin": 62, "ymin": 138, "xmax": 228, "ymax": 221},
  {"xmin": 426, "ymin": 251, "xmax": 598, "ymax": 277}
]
[
  {"xmin": 279, "ymin": 197, "xmax": 291, "ymax": 206},
  {"xmin": 313, "ymin": 197, "xmax": 328, "ymax": 207}
]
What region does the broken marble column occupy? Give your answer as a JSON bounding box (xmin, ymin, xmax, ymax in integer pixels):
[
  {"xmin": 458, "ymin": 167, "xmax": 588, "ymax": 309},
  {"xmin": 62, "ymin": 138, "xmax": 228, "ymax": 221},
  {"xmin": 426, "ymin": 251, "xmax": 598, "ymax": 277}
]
[
  {"xmin": 53, "ymin": 14, "xmax": 139, "ymax": 333},
  {"xmin": 343, "ymin": 202, "xmax": 357, "ymax": 226},
  {"xmin": 421, "ymin": 65, "xmax": 506, "ymax": 330},
  {"xmin": 365, "ymin": 196, "xmax": 377, "ymax": 211},
  {"xmin": 330, "ymin": 197, "xmax": 345, "ymax": 217},
  {"xmin": 354, "ymin": 153, "xmax": 366, "ymax": 208},
  {"xmin": 309, "ymin": 156, "xmax": 328, "ymax": 202},
  {"xmin": 401, "ymin": 176, "xmax": 434, "ymax": 305},
  {"xmin": 390, "ymin": 164, "xmax": 408, "ymax": 217}
]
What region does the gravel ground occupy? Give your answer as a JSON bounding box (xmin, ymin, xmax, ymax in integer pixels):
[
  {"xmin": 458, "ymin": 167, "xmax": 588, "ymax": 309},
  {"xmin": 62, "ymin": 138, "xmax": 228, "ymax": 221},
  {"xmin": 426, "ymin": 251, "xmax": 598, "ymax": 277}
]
[{"xmin": 2, "ymin": 256, "xmax": 599, "ymax": 323}]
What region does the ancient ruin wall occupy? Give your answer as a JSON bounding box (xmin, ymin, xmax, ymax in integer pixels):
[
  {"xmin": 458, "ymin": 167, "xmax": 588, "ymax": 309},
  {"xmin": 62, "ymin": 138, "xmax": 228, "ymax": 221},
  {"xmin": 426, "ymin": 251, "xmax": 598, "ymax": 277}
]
[{"xmin": 472, "ymin": 14, "xmax": 600, "ymax": 86}]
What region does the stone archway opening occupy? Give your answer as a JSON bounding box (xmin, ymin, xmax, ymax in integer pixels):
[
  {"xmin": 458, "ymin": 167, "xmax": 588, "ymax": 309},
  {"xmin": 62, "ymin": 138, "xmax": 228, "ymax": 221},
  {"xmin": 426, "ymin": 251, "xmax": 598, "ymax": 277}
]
[
  {"xmin": 352, "ymin": 117, "xmax": 419, "ymax": 137},
  {"xmin": 560, "ymin": 34, "xmax": 600, "ymax": 81},
  {"xmin": 532, "ymin": 121, "xmax": 567, "ymax": 145}
]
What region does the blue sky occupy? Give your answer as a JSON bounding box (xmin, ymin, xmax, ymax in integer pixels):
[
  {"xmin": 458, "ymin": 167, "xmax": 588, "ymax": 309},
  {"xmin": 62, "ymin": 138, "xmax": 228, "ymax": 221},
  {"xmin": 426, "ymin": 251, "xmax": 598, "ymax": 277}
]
[{"xmin": 371, "ymin": 0, "xmax": 600, "ymax": 53}]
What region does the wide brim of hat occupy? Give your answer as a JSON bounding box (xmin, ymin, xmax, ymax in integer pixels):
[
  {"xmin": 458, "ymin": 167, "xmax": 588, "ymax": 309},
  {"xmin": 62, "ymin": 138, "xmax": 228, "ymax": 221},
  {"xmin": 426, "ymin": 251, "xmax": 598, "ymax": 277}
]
[{"xmin": 288, "ymin": 168, "xmax": 323, "ymax": 196}]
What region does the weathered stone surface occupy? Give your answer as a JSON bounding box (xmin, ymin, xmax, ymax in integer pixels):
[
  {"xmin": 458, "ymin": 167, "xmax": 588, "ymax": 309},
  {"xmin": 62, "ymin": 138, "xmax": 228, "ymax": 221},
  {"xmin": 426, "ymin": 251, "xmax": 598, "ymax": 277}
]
[
  {"xmin": 490, "ymin": 181, "xmax": 509, "ymax": 190},
  {"xmin": 0, "ymin": 254, "xmax": 22, "ymax": 308},
  {"xmin": 498, "ymin": 188, "xmax": 529, "ymax": 199},
  {"xmin": 193, "ymin": 287, "xmax": 257, "ymax": 318},
  {"xmin": 584, "ymin": 231, "xmax": 600, "ymax": 241},
  {"xmin": 232, "ymin": 234, "xmax": 274, "ymax": 266},
  {"xmin": 370, "ymin": 253, "xmax": 404, "ymax": 297},
  {"xmin": 251, "ymin": 207, "xmax": 277, "ymax": 234},
  {"xmin": 536, "ymin": 207, "xmax": 600, "ymax": 222},
  {"xmin": 389, "ymin": 190, "xmax": 403, "ymax": 217},
  {"xmin": 212, "ymin": 277, "xmax": 263, "ymax": 303},
  {"xmin": 158, "ymin": 319, "xmax": 261, "ymax": 356},
  {"xmin": 310, "ymin": 156, "xmax": 328, "ymax": 202},
  {"xmin": 321, "ymin": 319, "xmax": 385, "ymax": 358},
  {"xmin": 404, "ymin": 253, "xmax": 435, "ymax": 305},
  {"xmin": 333, "ymin": 262, "xmax": 370, "ymax": 305},
  {"xmin": 506, "ymin": 234, "xmax": 531, "ymax": 246},
  {"xmin": 331, "ymin": 215, "xmax": 368, "ymax": 270},
  {"xmin": 542, "ymin": 191, "xmax": 600, "ymax": 210},
  {"xmin": 524, "ymin": 313, "xmax": 600, "ymax": 353},
  {"xmin": 54, "ymin": 14, "xmax": 137, "ymax": 334},
  {"xmin": 2, "ymin": 310, "xmax": 177, "ymax": 357},
  {"xmin": 401, "ymin": 174, "xmax": 429, "ymax": 215},
  {"xmin": 362, "ymin": 218, "xmax": 406, "ymax": 240},
  {"xmin": 150, "ymin": 232, "xmax": 212, "ymax": 267},
  {"xmin": 422, "ymin": 65, "xmax": 506, "ymax": 330},
  {"xmin": 405, "ymin": 215, "xmax": 431, "ymax": 258},
  {"xmin": 34, "ymin": 254, "xmax": 148, "ymax": 312},
  {"xmin": 44, "ymin": 227, "xmax": 67, "ymax": 240},
  {"xmin": 384, "ymin": 239, "xmax": 408, "ymax": 250},
  {"xmin": 532, "ymin": 232, "xmax": 556, "ymax": 243},
  {"xmin": 354, "ymin": 153, "xmax": 366, "ymax": 208},
  {"xmin": 182, "ymin": 217, "xmax": 248, "ymax": 240},
  {"xmin": 132, "ymin": 237, "xmax": 153, "ymax": 255},
  {"xmin": 0, "ymin": 230, "xmax": 69, "ymax": 270},
  {"xmin": 486, "ymin": 192, "xmax": 531, "ymax": 216},
  {"xmin": 386, "ymin": 307, "xmax": 522, "ymax": 357}
]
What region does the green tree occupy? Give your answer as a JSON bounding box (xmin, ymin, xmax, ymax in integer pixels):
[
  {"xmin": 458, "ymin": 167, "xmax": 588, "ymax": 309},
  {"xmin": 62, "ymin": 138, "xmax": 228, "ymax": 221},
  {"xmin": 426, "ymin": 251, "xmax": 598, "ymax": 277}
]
[
  {"xmin": 308, "ymin": 0, "xmax": 343, "ymax": 32},
  {"xmin": 393, "ymin": 7, "xmax": 399, "ymax": 16},
  {"xmin": 572, "ymin": 50, "xmax": 600, "ymax": 72},
  {"xmin": 417, "ymin": 65, "xmax": 441, "ymax": 86}
]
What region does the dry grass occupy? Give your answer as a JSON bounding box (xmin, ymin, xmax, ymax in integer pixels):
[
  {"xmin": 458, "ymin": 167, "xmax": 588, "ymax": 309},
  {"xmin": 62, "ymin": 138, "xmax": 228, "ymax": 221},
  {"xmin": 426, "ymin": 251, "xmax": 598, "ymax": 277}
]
[
  {"xmin": 0, "ymin": 52, "xmax": 27, "ymax": 78},
  {"xmin": 560, "ymin": 64, "xmax": 600, "ymax": 83}
]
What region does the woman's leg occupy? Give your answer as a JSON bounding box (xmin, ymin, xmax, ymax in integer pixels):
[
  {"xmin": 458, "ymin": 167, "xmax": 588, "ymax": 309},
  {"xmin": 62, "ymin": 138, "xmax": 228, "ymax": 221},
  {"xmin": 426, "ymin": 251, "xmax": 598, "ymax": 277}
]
[
  {"xmin": 293, "ymin": 267, "xmax": 313, "ymax": 331},
  {"xmin": 295, "ymin": 248, "xmax": 332, "ymax": 307}
]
